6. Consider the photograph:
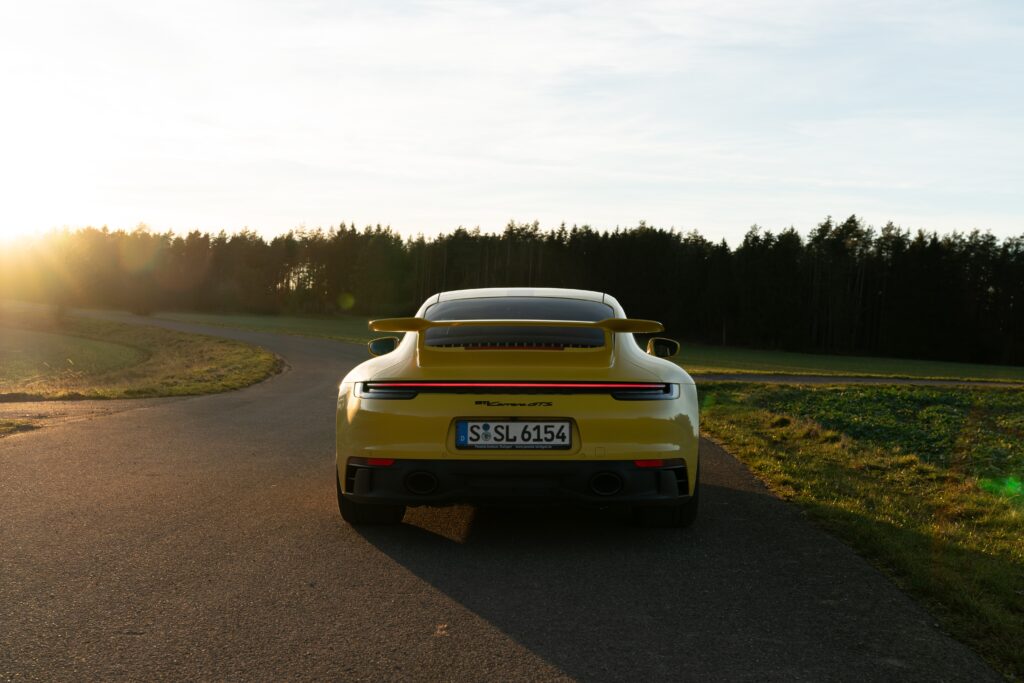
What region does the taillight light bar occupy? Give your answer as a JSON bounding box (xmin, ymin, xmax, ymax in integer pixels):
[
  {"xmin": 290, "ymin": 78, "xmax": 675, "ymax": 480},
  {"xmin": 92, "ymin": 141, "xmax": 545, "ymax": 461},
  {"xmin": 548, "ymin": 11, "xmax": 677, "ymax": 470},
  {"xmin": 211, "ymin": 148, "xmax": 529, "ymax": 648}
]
[
  {"xmin": 370, "ymin": 382, "xmax": 664, "ymax": 389},
  {"xmin": 355, "ymin": 381, "xmax": 680, "ymax": 400}
]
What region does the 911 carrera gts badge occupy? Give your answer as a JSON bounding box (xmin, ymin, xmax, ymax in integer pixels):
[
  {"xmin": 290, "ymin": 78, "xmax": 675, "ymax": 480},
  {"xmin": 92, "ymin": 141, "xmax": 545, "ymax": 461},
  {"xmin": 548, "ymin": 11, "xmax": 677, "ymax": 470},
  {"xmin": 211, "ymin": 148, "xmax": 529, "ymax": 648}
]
[{"xmin": 474, "ymin": 400, "xmax": 553, "ymax": 407}]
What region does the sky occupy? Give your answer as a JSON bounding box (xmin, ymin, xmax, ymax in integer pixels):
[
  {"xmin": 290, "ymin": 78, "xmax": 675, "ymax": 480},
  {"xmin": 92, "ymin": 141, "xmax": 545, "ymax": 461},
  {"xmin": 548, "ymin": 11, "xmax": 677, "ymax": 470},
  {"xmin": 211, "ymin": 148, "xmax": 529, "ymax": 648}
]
[{"xmin": 1, "ymin": 0, "xmax": 1022, "ymax": 245}]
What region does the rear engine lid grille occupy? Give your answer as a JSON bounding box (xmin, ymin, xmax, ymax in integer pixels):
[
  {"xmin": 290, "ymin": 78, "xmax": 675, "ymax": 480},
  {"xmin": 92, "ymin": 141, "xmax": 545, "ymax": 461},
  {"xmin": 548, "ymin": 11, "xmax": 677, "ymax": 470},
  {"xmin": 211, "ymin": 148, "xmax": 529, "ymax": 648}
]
[{"xmin": 423, "ymin": 325, "xmax": 605, "ymax": 350}]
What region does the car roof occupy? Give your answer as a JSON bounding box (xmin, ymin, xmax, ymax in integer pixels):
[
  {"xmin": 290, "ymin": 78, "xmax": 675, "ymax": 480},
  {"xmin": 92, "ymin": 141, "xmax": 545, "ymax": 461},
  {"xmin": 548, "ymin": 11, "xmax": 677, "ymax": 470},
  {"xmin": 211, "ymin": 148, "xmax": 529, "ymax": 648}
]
[{"xmin": 434, "ymin": 287, "xmax": 607, "ymax": 303}]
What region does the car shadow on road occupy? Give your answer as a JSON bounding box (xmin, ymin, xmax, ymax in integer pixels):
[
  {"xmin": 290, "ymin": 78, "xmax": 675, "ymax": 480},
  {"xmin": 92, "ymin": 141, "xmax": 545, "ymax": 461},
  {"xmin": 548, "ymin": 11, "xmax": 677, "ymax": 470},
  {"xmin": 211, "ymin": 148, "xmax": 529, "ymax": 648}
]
[{"xmin": 352, "ymin": 466, "xmax": 1002, "ymax": 681}]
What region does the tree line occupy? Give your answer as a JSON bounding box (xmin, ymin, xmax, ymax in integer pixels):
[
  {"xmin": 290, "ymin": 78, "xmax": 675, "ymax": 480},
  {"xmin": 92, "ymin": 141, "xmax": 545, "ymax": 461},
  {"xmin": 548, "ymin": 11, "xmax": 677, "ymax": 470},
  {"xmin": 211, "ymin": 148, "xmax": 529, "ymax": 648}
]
[{"xmin": 2, "ymin": 216, "xmax": 1022, "ymax": 364}]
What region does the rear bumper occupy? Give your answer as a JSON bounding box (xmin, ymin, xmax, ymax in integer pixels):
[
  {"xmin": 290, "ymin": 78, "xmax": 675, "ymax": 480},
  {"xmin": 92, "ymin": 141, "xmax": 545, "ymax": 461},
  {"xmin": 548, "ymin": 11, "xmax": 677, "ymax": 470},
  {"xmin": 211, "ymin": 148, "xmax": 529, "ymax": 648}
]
[{"xmin": 340, "ymin": 457, "xmax": 693, "ymax": 506}]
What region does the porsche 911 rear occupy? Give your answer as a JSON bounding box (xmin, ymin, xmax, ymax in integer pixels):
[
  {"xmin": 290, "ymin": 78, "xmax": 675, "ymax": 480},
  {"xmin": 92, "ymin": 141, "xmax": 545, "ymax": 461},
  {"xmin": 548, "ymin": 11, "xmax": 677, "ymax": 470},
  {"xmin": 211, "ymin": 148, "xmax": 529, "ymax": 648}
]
[{"xmin": 335, "ymin": 289, "xmax": 700, "ymax": 527}]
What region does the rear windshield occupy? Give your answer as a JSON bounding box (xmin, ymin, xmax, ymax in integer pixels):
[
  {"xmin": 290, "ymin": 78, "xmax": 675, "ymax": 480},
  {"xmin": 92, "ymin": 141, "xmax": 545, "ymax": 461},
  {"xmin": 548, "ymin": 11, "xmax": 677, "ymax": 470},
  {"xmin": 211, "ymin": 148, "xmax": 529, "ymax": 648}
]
[
  {"xmin": 424, "ymin": 297, "xmax": 613, "ymax": 322},
  {"xmin": 423, "ymin": 297, "xmax": 613, "ymax": 349}
]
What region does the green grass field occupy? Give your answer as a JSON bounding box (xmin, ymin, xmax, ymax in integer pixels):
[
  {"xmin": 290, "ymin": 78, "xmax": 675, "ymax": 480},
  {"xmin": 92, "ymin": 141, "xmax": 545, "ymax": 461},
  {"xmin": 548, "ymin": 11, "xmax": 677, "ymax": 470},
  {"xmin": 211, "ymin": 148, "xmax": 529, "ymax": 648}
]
[
  {"xmin": 158, "ymin": 311, "xmax": 375, "ymax": 344},
  {"xmin": 1, "ymin": 310, "xmax": 281, "ymax": 401},
  {"xmin": 156, "ymin": 311, "xmax": 1024, "ymax": 382},
  {"xmin": 1, "ymin": 327, "xmax": 147, "ymax": 386},
  {"xmin": 700, "ymin": 383, "xmax": 1024, "ymax": 678}
]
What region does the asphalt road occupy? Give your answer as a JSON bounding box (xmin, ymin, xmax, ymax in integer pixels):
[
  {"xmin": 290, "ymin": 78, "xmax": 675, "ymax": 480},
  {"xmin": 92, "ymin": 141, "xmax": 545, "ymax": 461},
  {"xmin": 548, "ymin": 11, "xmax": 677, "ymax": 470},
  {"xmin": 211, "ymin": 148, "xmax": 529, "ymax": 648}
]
[{"xmin": 0, "ymin": 316, "xmax": 1000, "ymax": 681}]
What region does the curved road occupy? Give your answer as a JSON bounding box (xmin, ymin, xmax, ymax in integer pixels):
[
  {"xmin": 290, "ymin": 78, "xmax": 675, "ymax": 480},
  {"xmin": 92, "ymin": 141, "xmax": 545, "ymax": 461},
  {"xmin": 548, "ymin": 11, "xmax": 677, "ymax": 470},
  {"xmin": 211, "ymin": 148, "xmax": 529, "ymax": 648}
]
[{"xmin": 0, "ymin": 316, "xmax": 999, "ymax": 681}]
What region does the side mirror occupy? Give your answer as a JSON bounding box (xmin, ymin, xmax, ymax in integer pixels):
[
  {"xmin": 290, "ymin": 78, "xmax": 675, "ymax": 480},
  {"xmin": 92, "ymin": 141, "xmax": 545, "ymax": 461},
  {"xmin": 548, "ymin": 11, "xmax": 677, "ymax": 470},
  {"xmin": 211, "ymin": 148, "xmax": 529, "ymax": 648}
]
[
  {"xmin": 646, "ymin": 337, "xmax": 680, "ymax": 358},
  {"xmin": 367, "ymin": 336, "xmax": 399, "ymax": 356}
]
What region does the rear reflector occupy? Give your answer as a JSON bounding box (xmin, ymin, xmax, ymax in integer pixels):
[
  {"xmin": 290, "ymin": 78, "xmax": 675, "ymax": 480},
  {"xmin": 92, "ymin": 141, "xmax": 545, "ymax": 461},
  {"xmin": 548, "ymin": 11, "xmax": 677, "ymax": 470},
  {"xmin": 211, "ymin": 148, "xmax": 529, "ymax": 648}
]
[
  {"xmin": 634, "ymin": 459, "xmax": 665, "ymax": 468},
  {"xmin": 366, "ymin": 458, "xmax": 395, "ymax": 467}
]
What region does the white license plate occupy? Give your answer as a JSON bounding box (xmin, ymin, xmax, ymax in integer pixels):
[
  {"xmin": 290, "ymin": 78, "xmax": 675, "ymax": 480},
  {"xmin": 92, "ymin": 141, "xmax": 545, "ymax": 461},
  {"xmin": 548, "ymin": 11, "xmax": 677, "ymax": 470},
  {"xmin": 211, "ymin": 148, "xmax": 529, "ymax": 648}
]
[{"xmin": 455, "ymin": 420, "xmax": 571, "ymax": 450}]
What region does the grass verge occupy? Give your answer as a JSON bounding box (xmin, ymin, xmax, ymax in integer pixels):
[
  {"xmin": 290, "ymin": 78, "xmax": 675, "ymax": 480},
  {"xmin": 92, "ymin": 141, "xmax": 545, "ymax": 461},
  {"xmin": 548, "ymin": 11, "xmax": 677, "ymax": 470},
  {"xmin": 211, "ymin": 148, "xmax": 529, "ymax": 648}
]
[
  {"xmin": 1, "ymin": 310, "xmax": 281, "ymax": 400},
  {"xmin": 700, "ymin": 383, "xmax": 1024, "ymax": 678}
]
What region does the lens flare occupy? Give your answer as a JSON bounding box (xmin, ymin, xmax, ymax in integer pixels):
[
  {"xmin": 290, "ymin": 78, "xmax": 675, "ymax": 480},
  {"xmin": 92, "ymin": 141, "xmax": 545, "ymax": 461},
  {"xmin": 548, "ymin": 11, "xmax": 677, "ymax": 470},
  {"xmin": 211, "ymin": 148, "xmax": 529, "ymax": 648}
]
[{"xmin": 979, "ymin": 476, "xmax": 1023, "ymax": 500}]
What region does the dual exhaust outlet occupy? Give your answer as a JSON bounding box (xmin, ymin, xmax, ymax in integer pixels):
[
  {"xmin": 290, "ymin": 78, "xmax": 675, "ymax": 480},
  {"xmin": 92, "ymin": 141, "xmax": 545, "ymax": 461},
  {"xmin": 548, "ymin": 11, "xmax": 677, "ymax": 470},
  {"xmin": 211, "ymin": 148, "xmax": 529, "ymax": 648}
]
[
  {"xmin": 405, "ymin": 471, "xmax": 440, "ymax": 496},
  {"xmin": 403, "ymin": 470, "xmax": 624, "ymax": 497},
  {"xmin": 588, "ymin": 472, "xmax": 623, "ymax": 496}
]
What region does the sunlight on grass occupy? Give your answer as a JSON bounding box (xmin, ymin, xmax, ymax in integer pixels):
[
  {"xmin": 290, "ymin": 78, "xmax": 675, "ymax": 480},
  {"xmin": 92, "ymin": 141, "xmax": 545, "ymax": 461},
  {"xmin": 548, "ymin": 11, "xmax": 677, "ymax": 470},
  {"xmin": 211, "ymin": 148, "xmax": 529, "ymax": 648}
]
[
  {"xmin": 1, "ymin": 308, "xmax": 281, "ymax": 400},
  {"xmin": 1, "ymin": 327, "xmax": 145, "ymax": 386},
  {"xmin": 157, "ymin": 311, "xmax": 374, "ymax": 344}
]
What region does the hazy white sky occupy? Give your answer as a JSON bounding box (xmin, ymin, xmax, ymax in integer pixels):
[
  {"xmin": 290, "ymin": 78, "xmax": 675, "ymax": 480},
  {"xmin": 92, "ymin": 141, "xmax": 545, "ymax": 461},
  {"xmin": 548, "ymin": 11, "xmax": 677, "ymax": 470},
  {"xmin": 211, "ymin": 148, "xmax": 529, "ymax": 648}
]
[{"xmin": 1, "ymin": 0, "xmax": 1021, "ymax": 244}]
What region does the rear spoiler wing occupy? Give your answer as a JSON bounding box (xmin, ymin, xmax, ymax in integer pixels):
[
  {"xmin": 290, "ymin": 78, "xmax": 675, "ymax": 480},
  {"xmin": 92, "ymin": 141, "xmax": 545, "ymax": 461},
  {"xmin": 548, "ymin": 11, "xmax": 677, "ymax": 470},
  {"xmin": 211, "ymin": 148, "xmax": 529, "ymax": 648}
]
[{"xmin": 368, "ymin": 317, "xmax": 664, "ymax": 334}]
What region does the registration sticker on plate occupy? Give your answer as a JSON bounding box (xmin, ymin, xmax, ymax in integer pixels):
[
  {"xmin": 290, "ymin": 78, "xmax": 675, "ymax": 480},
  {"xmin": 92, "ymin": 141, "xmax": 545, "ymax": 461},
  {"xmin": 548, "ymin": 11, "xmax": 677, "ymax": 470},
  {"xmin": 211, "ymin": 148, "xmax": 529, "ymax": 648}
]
[{"xmin": 456, "ymin": 420, "xmax": 572, "ymax": 450}]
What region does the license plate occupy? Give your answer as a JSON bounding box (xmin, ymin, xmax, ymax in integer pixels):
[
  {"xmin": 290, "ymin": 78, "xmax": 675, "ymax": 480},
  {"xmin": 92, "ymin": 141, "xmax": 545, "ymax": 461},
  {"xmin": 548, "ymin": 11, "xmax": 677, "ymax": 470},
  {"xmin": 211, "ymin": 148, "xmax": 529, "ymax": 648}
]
[{"xmin": 455, "ymin": 420, "xmax": 571, "ymax": 450}]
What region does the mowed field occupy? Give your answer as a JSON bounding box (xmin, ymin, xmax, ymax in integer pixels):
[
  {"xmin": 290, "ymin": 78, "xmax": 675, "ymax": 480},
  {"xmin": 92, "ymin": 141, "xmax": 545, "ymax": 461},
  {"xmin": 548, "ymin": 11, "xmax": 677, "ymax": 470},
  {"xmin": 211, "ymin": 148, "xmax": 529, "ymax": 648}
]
[
  {"xmin": 1, "ymin": 327, "xmax": 146, "ymax": 391},
  {"xmin": 158, "ymin": 310, "xmax": 1024, "ymax": 382},
  {"xmin": 0, "ymin": 308, "xmax": 281, "ymax": 402}
]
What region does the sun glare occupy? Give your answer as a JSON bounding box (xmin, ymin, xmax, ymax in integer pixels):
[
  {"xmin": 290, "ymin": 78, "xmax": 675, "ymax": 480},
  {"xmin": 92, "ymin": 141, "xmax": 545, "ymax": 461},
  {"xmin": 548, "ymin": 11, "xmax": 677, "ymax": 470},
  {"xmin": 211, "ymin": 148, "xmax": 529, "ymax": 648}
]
[{"xmin": 0, "ymin": 1, "xmax": 1021, "ymax": 242}]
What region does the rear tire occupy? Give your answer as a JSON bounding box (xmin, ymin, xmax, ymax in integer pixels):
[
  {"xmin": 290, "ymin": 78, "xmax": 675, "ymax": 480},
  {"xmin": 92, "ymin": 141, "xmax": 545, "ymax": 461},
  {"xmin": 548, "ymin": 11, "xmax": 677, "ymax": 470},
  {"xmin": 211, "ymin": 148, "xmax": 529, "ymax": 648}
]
[
  {"xmin": 336, "ymin": 471, "xmax": 406, "ymax": 525},
  {"xmin": 632, "ymin": 466, "xmax": 700, "ymax": 528}
]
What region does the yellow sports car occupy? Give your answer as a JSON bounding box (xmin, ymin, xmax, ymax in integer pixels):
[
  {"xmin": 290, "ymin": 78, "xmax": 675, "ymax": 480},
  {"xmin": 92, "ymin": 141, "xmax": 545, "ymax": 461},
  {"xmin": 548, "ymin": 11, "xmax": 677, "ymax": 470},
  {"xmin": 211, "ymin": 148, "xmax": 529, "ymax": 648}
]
[{"xmin": 335, "ymin": 287, "xmax": 699, "ymax": 527}]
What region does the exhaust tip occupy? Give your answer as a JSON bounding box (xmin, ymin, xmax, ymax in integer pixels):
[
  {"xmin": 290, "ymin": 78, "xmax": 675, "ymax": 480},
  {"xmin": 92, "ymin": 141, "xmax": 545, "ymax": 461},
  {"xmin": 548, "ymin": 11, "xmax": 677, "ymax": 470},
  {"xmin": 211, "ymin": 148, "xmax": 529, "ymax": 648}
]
[
  {"xmin": 405, "ymin": 471, "xmax": 439, "ymax": 496},
  {"xmin": 590, "ymin": 472, "xmax": 623, "ymax": 496}
]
